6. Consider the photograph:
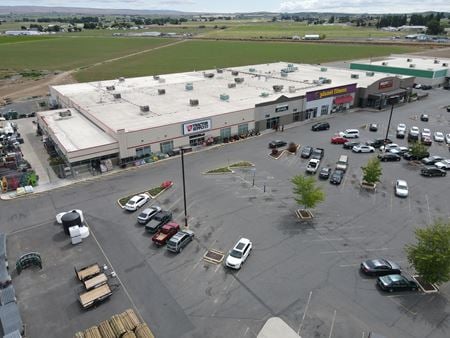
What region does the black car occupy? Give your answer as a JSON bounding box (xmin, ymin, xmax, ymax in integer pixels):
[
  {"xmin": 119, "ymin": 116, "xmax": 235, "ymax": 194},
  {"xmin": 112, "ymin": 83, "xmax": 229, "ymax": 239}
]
[
  {"xmin": 300, "ymin": 146, "xmax": 313, "ymax": 159},
  {"xmin": 369, "ymin": 123, "xmax": 378, "ymax": 132},
  {"xmin": 421, "ymin": 85, "xmax": 432, "ymax": 90},
  {"xmin": 145, "ymin": 210, "xmax": 173, "ymax": 233},
  {"xmin": 319, "ymin": 167, "xmax": 331, "ymax": 179},
  {"xmin": 360, "ymin": 259, "xmax": 401, "ymax": 276},
  {"xmin": 378, "ymin": 153, "xmax": 401, "ymax": 162},
  {"xmin": 421, "ymin": 166, "xmax": 446, "ymax": 177},
  {"xmin": 268, "ymin": 140, "xmax": 287, "ymax": 148},
  {"xmin": 330, "ymin": 170, "xmax": 344, "ymax": 185},
  {"xmin": 377, "ymin": 274, "xmax": 418, "ymax": 292},
  {"xmin": 420, "ymin": 113, "xmax": 429, "ymax": 122},
  {"xmin": 343, "ymin": 141, "xmax": 359, "ymax": 149},
  {"xmin": 311, "ymin": 122, "xmax": 330, "ymax": 131},
  {"xmin": 366, "ymin": 138, "xmax": 392, "ymax": 149},
  {"xmin": 403, "ymin": 151, "xmax": 429, "ymax": 161},
  {"xmin": 447, "ymin": 106, "xmax": 450, "ymax": 113},
  {"xmin": 422, "ymin": 156, "xmax": 444, "ymax": 165},
  {"xmin": 396, "ymin": 130, "xmax": 405, "ymax": 139}
]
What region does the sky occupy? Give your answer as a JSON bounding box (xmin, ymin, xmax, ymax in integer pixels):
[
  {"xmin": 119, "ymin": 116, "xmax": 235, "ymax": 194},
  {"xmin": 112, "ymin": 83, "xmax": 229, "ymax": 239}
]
[{"xmin": 2, "ymin": 0, "xmax": 450, "ymax": 14}]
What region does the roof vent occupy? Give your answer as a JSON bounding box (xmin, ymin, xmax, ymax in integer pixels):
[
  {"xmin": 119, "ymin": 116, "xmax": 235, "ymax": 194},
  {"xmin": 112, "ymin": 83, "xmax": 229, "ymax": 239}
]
[
  {"xmin": 443, "ymin": 63, "xmax": 448, "ymax": 67},
  {"xmin": 382, "ymin": 62, "xmax": 388, "ymax": 66},
  {"xmin": 204, "ymin": 72, "xmax": 215, "ymax": 78},
  {"xmin": 288, "ymin": 86, "xmax": 296, "ymax": 93},
  {"xmin": 190, "ymin": 99, "xmax": 199, "ymax": 106},
  {"xmin": 351, "ymin": 74, "xmax": 359, "ymax": 79},
  {"xmin": 273, "ymin": 85, "xmax": 284, "ymax": 92},
  {"xmin": 140, "ymin": 105, "xmax": 149, "ymax": 113},
  {"xmin": 113, "ymin": 93, "xmax": 121, "ymax": 99},
  {"xmin": 281, "ymin": 71, "xmax": 288, "ymax": 77},
  {"xmin": 234, "ymin": 77, "xmax": 244, "ymax": 83},
  {"xmin": 228, "ymin": 83, "xmax": 236, "ymax": 88},
  {"xmin": 320, "ymin": 67, "xmax": 328, "ymax": 72},
  {"xmin": 323, "ymin": 78, "xmax": 332, "ymax": 84},
  {"xmin": 59, "ymin": 110, "xmax": 71, "ymax": 117},
  {"xmin": 366, "ymin": 71, "xmax": 375, "ymax": 76},
  {"xmin": 118, "ymin": 77, "xmax": 125, "ymax": 82},
  {"xmin": 434, "ymin": 59, "xmax": 439, "ymax": 64},
  {"xmin": 249, "ymin": 68, "xmax": 256, "ymax": 72},
  {"xmin": 158, "ymin": 89, "xmax": 166, "ymax": 95},
  {"xmin": 106, "ymin": 85, "xmax": 115, "ymax": 91},
  {"xmin": 153, "ymin": 75, "xmax": 160, "ymax": 80},
  {"xmin": 159, "ymin": 78, "xmax": 165, "ymax": 83},
  {"xmin": 220, "ymin": 94, "xmax": 229, "ymax": 101},
  {"xmin": 217, "ymin": 68, "xmax": 223, "ymax": 73},
  {"xmin": 409, "ymin": 64, "xmax": 415, "ymax": 68},
  {"xmin": 260, "ymin": 92, "xmax": 269, "ymax": 97},
  {"xmin": 287, "ymin": 63, "xmax": 294, "ymax": 67},
  {"xmin": 407, "ymin": 58, "xmax": 413, "ymax": 62},
  {"xmin": 231, "ymin": 71, "xmax": 239, "ymax": 76},
  {"xmin": 185, "ymin": 83, "xmax": 194, "ymax": 91}
]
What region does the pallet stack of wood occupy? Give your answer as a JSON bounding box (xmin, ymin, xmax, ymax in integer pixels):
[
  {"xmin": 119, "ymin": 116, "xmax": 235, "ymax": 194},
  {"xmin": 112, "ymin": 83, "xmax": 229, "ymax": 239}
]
[{"xmin": 73, "ymin": 309, "xmax": 155, "ymax": 338}]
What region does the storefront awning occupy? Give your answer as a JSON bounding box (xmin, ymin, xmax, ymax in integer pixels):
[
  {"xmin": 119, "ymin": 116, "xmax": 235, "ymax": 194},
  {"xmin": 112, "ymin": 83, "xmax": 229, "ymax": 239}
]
[{"xmin": 334, "ymin": 95, "xmax": 353, "ymax": 104}]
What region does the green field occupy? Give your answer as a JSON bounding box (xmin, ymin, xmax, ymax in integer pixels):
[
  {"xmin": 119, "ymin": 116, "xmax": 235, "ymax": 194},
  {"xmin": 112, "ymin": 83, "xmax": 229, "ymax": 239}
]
[
  {"xmin": 0, "ymin": 36, "xmax": 171, "ymax": 71},
  {"xmin": 74, "ymin": 40, "xmax": 420, "ymax": 82}
]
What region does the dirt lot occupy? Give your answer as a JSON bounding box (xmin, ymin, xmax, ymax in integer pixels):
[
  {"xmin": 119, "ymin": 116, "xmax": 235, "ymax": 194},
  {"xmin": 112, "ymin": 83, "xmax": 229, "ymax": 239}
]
[{"xmin": 410, "ymin": 46, "xmax": 450, "ymax": 58}]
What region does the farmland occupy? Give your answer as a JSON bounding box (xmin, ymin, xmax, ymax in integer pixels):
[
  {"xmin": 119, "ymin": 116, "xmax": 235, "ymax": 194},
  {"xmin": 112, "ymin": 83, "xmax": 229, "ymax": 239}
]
[{"xmin": 74, "ymin": 39, "xmax": 420, "ymax": 82}]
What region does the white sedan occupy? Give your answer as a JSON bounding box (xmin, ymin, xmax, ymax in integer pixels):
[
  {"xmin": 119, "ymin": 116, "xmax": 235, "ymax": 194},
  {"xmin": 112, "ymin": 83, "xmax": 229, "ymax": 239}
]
[
  {"xmin": 434, "ymin": 132, "xmax": 445, "ymax": 142},
  {"xmin": 395, "ymin": 180, "xmax": 408, "ymax": 197},
  {"xmin": 225, "ymin": 238, "xmax": 252, "ymax": 269},
  {"xmin": 446, "ymin": 134, "xmax": 450, "ymax": 144},
  {"xmin": 435, "ymin": 160, "xmax": 450, "ymax": 170},
  {"xmin": 352, "ymin": 144, "xmax": 375, "ymax": 153},
  {"xmin": 397, "ymin": 123, "xmax": 406, "ymax": 132},
  {"xmin": 124, "ymin": 193, "xmax": 150, "ymax": 211},
  {"xmin": 380, "ymin": 143, "xmax": 399, "ymax": 152},
  {"xmin": 421, "ymin": 128, "xmax": 431, "ymax": 138}
]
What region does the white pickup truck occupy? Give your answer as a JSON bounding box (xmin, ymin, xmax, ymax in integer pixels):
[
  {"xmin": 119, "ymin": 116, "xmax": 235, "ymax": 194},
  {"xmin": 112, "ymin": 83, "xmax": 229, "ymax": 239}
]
[{"xmin": 306, "ymin": 159, "xmax": 320, "ymax": 174}]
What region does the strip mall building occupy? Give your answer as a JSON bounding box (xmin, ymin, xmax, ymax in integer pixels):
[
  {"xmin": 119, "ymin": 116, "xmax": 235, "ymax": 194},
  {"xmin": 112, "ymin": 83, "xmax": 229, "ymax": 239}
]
[{"xmin": 37, "ymin": 62, "xmax": 414, "ymax": 166}]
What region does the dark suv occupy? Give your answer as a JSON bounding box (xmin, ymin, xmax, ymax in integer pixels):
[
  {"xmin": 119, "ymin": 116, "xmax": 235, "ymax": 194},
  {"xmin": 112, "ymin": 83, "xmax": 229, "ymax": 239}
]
[
  {"xmin": 421, "ymin": 167, "xmax": 446, "ymax": 177},
  {"xmin": 311, "ymin": 122, "xmax": 330, "ymax": 131},
  {"xmin": 167, "ymin": 230, "xmax": 195, "ymax": 253},
  {"xmin": 366, "ymin": 138, "xmax": 392, "ymax": 149},
  {"xmin": 145, "ymin": 210, "xmax": 173, "ymax": 233}
]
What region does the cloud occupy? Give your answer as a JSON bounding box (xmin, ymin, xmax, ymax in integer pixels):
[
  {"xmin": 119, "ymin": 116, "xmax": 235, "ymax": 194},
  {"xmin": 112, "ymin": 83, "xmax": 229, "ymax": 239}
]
[{"xmin": 279, "ymin": 0, "xmax": 450, "ymax": 13}]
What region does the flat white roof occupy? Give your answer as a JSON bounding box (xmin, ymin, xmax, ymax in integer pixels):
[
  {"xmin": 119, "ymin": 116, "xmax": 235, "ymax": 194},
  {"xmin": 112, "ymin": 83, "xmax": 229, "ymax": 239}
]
[
  {"xmin": 52, "ymin": 62, "xmax": 409, "ymax": 133},
  {"xmin": 354, "ymin": 55, "xmax": 450, "ymax": 71},
  {"xmin": 39, "ymin": 108, "xmax": 118, "ymax": 154}
]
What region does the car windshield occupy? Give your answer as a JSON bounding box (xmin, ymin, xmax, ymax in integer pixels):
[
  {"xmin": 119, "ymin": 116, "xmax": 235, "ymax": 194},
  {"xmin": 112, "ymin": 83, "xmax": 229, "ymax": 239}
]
[
  {"xmin": 230, "ymin": 249, "xmax": 243, "ymax": 258},
  {"xmin": 127, "ymin": 200, "xmax": 136, "ymax": 205},
  {"xmin": 397, "ymin": 183, "xmax": 407, "ymax": 189},
  {"xmin": 138, "ymin": 212, "xmax": 147, "ymax": 218},
  {"xmin": 309, "ymin": 162, "xmax": 317, "ymax": 168}
]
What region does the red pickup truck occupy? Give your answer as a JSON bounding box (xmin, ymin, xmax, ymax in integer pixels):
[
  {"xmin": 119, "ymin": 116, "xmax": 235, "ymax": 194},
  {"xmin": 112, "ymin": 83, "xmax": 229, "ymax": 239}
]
[{"xmin": 152, "ymin": 222, "xmax": 180, "ymax": 246}]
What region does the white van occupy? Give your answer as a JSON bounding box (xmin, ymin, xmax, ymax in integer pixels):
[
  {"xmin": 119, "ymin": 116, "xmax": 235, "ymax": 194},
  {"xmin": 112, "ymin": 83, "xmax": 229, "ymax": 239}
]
[
  {"xmin": 339, "ymin": 129, "xmax": 360, "ymax": 139},
  {"xmin": 336, "ymin": 155, "xmax": 348, "ymax": 172}
]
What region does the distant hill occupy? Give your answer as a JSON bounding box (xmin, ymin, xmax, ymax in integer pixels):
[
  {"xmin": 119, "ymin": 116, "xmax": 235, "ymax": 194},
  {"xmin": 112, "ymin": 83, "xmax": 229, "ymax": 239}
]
[{"xmin": 0, "ymin": 6, "xmax": 190, "ymax": 16}]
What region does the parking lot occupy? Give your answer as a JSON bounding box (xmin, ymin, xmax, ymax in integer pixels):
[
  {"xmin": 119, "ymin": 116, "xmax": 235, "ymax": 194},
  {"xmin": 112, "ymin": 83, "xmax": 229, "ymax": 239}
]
[{"xmin": 2, "ymin": 88, "xmax": 450, "ymax": 338}]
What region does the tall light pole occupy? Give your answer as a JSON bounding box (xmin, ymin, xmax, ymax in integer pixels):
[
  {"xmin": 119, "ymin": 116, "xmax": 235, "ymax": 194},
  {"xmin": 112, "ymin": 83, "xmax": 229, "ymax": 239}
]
[
  {"xmin": 180, "ymin": 147, "xmax": 188, "ymax": 228},
  {"xmin": 385, "ymin": 95, "xmax": 400, "ymax": 143}
]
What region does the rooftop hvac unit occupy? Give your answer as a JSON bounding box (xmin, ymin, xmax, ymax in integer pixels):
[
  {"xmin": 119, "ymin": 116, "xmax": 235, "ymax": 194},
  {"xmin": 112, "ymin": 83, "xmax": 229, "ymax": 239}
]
[
  {"xmin": 249, "ymin": 68, "xmax": 256, "ymax": 72},
  {"xmin": 273, "ymin": 85, "xmax": 283, "ymax": 92},
  {"xmin": 113, "ymin": 93, "xmax": 121, "ymax": 99},
  {"xmin": 234, "ymin": 77, "xmax": 244, "ymax": 83},
  {"xmin": 217, "ymin": 68, "xmax": 223, "ymax": 73},
  {"xmin": 382, "ymin": 62, "xmax": 388, "ymax": 66},
  {"xmin": 118, "ymin": 77, "xmax": 125, "ymax": 82},
  {"xmin": 158, "ymin": 89, "xmax": 166, "ymax": 95},
  {"xmin": 287, "ymin": 63, "xmax": 294, "ymax": 68},
  {"xmin": 190, "ymin": 99, "xmax": 199, "ymax": 106},
  {"xmin": 351, "ymin": 74, "xmax": 359, "ymax": 79},
  {"xmin": 434, "ymin": 59, "xmax": 439, "ymax": 64},
  {"xmin": 281, "ymin": 71, "xmax": 288, "ymax": 77},
  {"xmin": 159, "ymin": 78, "xmax": 166, "ymax": 83},
  {"xmin": 204, "ymin": 72, "xmax": 215, "ymax": 78},
  {"xmin": 313, "ymin": 80, "xmax": 320, "ymax": 84},
  {"xmin": 220, "ymin": 94, "xmax": 229, "ymax": 101},
  {"xmin": 140, "ymin": 105, "xmax": 149, "ymax": 112},
  {"xmin": 288, "ymin": 86, "xmax": 296, "ymax": 93},
  {"xmin": 443, "ymin": 63, "xmax": 448, "ymax": 67},
  {"xmin": 260, "ymin": 92, "xmax": 269, "ymax": 97},
  {"xmin": 228, "ymin": 83, "xmax": 236, "ymax": 88},
  {"xmin": 320, "ymin": 67, "xmax": 328, "ymax": 72},
  {"xmin": 153, "ymin": 75, "xmax": 160, "ymax": 80},
  {"xmin": 231, "ymin": 71, "xmax": 239, "ymax": 76},
  {"xmin": 366, "ymin": 71, "xmax": 375, "ymax": 76},
  {"xmin": 59, "ymin": 110, "xmax": 71, "ymax": 117},
  {"xmin": 323, "ymin": 79, "xmax": 332, "ymax": 84},
  {"xmin": 106, "ymin": 85, "xmax": 115, "ymax": 91},
  {"xmin": 409, "ymin": 64, "xmax": 415, "ymax": 68},
  {"xmin": 185, "ymin": 83, "xmax": 194, "ymax": 91},
  {"xmin": 407, "ymin": 58, "xmax": 413, "ymax": 62}
]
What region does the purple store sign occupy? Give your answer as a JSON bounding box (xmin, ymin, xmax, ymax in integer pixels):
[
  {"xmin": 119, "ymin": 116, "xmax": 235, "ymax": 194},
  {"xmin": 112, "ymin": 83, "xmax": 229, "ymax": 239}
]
[{"xmin": 307, "ymin": 83, "xmax": 357, "ymax": 101}]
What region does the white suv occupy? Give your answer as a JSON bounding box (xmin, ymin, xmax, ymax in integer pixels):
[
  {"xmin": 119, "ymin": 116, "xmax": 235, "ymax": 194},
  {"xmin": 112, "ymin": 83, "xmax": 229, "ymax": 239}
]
[
  {"xmin": 225, "ymin": 238, "xmax": 252, "ymax": 269},
  {"xmin": 306, "ymin": 159, "xmax": 320, "ymax": 174},
  {"xmin": 339, "ymin": 129, "xmax": 360, "ymax": 139}
]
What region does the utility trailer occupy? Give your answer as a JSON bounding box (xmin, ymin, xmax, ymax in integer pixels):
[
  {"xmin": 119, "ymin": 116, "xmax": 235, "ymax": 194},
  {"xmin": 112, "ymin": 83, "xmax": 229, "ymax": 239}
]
[
  {"xmin": 83, "ymin": 273, "xmax": 108, "ymax": 291},
  {"xmin": 78, "ymin": 283, "xmax": 117, "ymax": 309},
  {"xmin": 75, "ymin": 263, "xmax": 101, "ymax": 281}
]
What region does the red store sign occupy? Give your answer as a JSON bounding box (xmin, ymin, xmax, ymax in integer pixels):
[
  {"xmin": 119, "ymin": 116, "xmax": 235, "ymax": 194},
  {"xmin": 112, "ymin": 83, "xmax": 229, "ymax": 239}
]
[{"xmin": 379, "ymin": 80, "xmax": 393, "ymax": 90}]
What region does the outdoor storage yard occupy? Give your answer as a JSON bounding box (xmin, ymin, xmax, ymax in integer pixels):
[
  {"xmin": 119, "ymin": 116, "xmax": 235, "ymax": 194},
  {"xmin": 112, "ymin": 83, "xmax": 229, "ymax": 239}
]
[{"xmin": 1, "ymin": 88, "xmax": 450, "ymax": 337}]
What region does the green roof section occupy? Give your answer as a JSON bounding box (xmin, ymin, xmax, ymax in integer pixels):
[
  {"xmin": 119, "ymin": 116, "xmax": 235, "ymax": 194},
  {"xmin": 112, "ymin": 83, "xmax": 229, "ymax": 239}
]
[
  {"xmin": 434, "ymin": 69, "xmax": 448, "ymax": 78},
  {"xmin": 350, "ymin": 62, "xmax": 435, "ymax": 79}
]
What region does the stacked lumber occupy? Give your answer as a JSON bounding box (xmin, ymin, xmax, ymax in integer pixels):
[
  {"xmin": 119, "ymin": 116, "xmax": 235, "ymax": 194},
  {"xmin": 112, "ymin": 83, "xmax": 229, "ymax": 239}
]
[{"xmin": 74, "ymin": 309, "xmax": 155, "ymax": 338}]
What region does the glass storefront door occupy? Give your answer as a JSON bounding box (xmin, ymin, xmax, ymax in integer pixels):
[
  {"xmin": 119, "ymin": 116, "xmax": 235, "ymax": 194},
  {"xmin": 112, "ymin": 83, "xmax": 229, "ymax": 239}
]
[{"xmin": 189, "ymin": 133, "xmax": 205, "ymax": 146}]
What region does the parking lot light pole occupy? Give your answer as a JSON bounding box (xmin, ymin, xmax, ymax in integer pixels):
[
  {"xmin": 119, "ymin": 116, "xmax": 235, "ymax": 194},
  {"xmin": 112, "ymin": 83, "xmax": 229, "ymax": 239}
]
[
  {"xmin": 385, "ymin": 95, "xmax": 400, "ymax": 143},
  {"xmin": 180, "ymin": 147, "xmax": 188, "ymax": 228}
]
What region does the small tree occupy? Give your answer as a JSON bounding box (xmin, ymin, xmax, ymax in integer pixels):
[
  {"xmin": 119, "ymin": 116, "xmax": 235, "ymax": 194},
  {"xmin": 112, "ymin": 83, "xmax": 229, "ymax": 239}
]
[
  {"xmin": 409, "ymin": 141, "xmax": 428, "ymax": 159},
  {"xmin": 361, "ymin": 156, "xmax": 382, "ymax": 184},
  {"xmin": 405, "ymin": 220, "xmax": 450, "ymax": 285},
  {"xmin": 291, "ymin": 175, "xmax": 325, "ymax": 210}
]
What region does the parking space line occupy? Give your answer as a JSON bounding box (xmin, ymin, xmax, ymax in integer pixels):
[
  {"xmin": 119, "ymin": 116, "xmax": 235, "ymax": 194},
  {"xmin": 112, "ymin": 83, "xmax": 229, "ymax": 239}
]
[
  {"xmin": 304, "ymin": 236, "xmax": 365, "ymax": 242},
  {"xmin": 425, "ymin": 194, "xmax": 431, "ymax": 223},
  {"xmin": 328, "ymin": 309, "xmax": 337, "ymax": 338},
  {"xmin": 298, "ymin": 291, "xmax": 312, "ymax": 335},
  {"xmin": 321, "ymin": 248, "xmax": 388, "ymax": 254},
  {"xmin": 182, "ymin": 257, "xmax": 203, "ymax": 282},
  {"xmin": 387, "ymin": 296, "xmax": 417, "ymax": 316}
]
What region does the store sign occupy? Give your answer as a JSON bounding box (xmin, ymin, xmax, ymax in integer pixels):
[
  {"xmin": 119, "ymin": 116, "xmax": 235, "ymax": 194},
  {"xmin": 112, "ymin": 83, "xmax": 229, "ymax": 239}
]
[
  {"xmin": 275, "ymin": 105, "xmax": 289, "ymax": 113},
  {"xmin": 379, "ymin": 80, "xmax": 393, "ymax": 90},
  {"xmin": 182, "ymin": 119, "xmax": 211, "ymax": 135},
  {"xmin": 307, "ymin": 84, "xmax": 357, "ymax": 102}
]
